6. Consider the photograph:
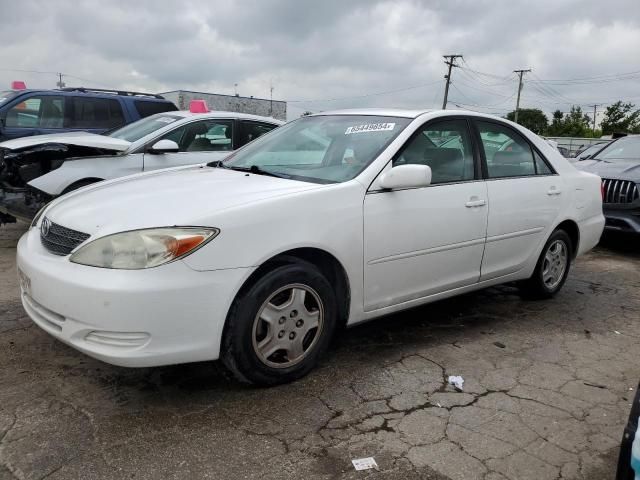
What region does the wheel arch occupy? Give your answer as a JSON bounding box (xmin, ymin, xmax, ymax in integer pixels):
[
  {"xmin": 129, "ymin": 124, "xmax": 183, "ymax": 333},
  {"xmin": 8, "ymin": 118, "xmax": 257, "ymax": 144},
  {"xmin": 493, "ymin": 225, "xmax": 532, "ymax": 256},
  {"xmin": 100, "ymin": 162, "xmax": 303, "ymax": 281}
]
[
  {"xmin": 61, "ymin": 177, "xmax": 104, "ymax": 194},
  {"xmin": 229, "ymin": 247, "xmax": 351, "ymax": 328},
  {"xmin": 554, "ymin": 219, "xmax": 580, "ymax": 260}
]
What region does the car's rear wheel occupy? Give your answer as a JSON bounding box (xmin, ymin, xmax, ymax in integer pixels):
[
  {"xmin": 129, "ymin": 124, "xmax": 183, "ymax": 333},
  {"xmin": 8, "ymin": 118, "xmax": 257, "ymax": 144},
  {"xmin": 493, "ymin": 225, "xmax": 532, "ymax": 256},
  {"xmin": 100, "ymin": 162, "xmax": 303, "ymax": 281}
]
[
  {"xmin": 221, "ymin": 261, "xmax": 337, "ymax": 386},
  {"xmin": 520, "ymin": 229, "xmax": 572, "ymax": 299}
]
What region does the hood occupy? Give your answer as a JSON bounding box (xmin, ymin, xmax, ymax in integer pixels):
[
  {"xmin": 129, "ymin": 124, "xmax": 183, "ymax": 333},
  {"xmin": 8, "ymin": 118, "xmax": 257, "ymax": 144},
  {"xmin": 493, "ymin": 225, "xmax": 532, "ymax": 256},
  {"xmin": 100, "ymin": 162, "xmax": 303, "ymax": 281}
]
[
  {"xmin": 44, "ymin": 166, "xmax": 323, "ymax": 236},
  {"xmin": 575, "ymin": 159, "xmax": 640, "ymax": 182},
  {"xmin": 0, "ymin": 132, "xmax": 130, "ymax": 152}
]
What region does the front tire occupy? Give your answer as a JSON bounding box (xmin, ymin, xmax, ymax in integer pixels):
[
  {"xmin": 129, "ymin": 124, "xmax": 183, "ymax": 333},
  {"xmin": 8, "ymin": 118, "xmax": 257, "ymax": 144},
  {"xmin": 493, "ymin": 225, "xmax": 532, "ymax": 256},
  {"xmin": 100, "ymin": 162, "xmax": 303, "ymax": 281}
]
[
  {"xmin": 520, "ymin": 229, "xmax": 572, "ymax": 299},
  {"xmin": 221, "ymin": 261, "xmax": 338, "ymax": 386}
]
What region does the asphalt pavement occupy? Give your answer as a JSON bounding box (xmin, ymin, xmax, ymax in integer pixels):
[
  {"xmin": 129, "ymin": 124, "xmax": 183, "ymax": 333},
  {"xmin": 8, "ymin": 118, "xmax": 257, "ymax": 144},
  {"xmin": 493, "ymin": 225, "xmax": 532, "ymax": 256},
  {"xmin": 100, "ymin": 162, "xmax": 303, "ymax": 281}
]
[{"xmin": 1, "ymin": 223, "xmax": 639, "ymax": 480}]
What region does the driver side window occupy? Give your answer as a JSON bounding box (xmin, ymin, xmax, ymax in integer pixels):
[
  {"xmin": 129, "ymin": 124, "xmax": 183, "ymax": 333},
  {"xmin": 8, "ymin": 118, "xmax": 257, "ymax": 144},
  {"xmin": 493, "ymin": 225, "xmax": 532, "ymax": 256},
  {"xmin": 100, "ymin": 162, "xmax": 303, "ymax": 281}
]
[
  {"xmin": 393, "ymin": 119, "xmax": 475, "ymax": 184},
  {"xmin": 159, "ymin": 120, "xmax": 233, "ymax": 152}
]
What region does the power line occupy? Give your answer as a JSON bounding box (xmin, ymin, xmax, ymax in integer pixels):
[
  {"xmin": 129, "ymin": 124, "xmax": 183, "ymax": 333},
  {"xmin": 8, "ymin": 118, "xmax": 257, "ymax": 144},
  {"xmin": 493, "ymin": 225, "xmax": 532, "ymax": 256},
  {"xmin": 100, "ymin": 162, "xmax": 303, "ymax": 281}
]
[{"xmin": 287, "ymin": 79, "xmax": 442, "ymax": 104}]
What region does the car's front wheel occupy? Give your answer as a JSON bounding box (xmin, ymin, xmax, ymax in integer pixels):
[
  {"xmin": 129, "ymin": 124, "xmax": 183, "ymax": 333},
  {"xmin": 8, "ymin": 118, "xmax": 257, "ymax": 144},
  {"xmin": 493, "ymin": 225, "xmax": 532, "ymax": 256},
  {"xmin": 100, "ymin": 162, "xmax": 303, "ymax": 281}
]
[
  {"xmin": 222, "ymin": 261, "xmax": 337, "ymax": 386},
  {"xmin": 520, "ymin": 229, "xmax": 572, "ymax": 299}
]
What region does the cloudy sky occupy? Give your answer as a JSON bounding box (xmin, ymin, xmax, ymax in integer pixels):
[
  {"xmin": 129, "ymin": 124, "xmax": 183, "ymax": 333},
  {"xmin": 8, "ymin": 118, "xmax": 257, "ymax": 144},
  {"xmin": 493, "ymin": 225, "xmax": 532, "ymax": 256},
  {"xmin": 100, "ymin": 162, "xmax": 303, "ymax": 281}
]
[{"xmin": 2, "ymin": 0, "xmax": 640, "ymax": 120}]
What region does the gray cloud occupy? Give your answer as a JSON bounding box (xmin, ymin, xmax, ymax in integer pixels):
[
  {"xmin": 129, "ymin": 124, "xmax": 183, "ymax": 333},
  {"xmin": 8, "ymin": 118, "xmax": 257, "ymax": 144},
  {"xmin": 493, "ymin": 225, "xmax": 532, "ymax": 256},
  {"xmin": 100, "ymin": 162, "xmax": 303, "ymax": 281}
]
[{"xmin": 1, "ymin": 0, "xmax": 639, "ymax": 120}]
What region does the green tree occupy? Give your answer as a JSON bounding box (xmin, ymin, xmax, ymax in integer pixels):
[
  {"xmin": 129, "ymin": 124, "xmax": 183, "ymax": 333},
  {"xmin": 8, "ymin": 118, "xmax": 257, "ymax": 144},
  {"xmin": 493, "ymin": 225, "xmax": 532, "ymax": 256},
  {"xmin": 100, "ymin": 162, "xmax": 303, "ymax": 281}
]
[
  {"xmin": 506, "ymin": 108, "xmax": 548, "ymax": 134},
  {"xmin": 600, "ymin": 101, "xmax": 640, "ymax": 135},
  {"xmin": 546, "ymin": 110, "xmax": 565, "ymax": 136},
  {"xmin": 545, "ymin": 106, "xmax": 591, "ymax": 137}
]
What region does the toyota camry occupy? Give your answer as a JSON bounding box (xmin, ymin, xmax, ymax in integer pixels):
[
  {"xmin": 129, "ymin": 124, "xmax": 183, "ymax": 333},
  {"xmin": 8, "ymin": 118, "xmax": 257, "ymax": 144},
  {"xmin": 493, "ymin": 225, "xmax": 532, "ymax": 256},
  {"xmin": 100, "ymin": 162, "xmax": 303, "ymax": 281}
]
[{"xmin": 17, "ymin": 109, "xmax": 604, "ymax": 385}]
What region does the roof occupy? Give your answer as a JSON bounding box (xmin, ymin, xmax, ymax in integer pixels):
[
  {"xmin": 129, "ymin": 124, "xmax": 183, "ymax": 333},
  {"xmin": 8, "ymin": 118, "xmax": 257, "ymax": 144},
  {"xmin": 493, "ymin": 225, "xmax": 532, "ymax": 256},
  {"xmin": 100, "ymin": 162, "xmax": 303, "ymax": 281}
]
[
  {"xmin": 312, "ymin": 108, "xmax": 433, "ymax": 118},
  {"xmin": 7, "ymin": 88, "xmax": 169, "ymax": 100},
  {"xmin": 168, "ymin": 110, "xmax": 284, "ymax": 124},
  {"xmin": 310, "ymin": 108, "xmax": 511, "ymax": 122}
]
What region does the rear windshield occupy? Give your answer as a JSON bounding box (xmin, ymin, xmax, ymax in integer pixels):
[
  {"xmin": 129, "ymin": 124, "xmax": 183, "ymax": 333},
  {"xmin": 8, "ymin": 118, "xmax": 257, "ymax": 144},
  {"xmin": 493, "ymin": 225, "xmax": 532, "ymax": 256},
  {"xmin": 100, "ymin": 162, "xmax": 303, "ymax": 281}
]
[
  {"xmin": 134, "ymin": 100, "xmax": 178, "ymax": 118},
  {"xmin": 108, "ymin": 114, "xmax": 183, "ymax": 142}
]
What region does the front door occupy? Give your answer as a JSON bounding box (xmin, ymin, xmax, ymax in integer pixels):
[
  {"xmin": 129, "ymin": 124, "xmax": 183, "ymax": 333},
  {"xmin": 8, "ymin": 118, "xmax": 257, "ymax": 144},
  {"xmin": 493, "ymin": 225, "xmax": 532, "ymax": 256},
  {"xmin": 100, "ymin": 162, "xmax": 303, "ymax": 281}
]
[
  {"xmin": 143, "ymin": 119, "xmax": 235, "ymax": 171},
  {"xmin": 363, "ymin": 118, "xmax": 488, "ymax": 311}
]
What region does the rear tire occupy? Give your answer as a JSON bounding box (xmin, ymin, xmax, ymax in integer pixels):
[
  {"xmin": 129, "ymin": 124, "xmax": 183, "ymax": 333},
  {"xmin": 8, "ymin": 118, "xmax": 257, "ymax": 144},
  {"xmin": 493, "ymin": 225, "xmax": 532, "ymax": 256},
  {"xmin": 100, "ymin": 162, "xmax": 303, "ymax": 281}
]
[
  {"xmin": 221, "ymin": 261, "xmax": 337, "ymax": 386},
  {"xmin": 520, "ymin": 229, "xmax": 572, "ymax": 299}
]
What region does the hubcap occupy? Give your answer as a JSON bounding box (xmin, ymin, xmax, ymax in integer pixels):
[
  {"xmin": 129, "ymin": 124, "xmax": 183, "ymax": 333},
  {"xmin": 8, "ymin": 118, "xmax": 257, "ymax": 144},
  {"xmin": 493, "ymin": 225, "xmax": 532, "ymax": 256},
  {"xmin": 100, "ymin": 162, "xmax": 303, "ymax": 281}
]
[
  {"xmin": 252, "ymin": 284, "xmax": 324, "ymax": 368},
  {"xmin": 542, "ymin": 240, "xmax": 568, "ymax": 290}
]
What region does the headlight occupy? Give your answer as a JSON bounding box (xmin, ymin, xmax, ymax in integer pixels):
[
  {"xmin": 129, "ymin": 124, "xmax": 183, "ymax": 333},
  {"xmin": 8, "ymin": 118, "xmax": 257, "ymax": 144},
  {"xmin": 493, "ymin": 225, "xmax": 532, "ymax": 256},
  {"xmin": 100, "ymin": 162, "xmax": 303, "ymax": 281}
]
[{"xmin": 69, "ymin": 227, "xmax": 219, "ymax": 269}]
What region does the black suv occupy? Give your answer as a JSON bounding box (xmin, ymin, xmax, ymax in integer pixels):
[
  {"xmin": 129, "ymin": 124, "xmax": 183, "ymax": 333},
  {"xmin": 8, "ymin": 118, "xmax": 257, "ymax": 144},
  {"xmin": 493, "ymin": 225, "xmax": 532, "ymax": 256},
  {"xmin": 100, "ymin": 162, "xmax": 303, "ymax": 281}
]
[{"xmin": 0, "ymin": 87, "xmax": 177, "ymax": 141}]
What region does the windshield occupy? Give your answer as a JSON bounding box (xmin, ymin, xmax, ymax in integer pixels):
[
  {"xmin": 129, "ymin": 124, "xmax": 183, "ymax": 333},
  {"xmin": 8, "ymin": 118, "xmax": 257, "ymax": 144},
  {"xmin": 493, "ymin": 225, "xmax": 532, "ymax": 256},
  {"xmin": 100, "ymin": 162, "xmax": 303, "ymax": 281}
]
[
  {"xmin": 108, "ymin": 114, "xmax": 183, "ymax": 142},
  {"xmin": 593, "ymin": 136, "xmax": 640, "ymax": 162},
  {"xmin": 221, "ymin": 115, "xmax": 411, "ymax": 183},
  {"xmin": 577, "ymin": 143, "xmax": 605, "ymax": 159},
  {"xmin": 0, "ymin": 90, "xmax": 20, "ymax": 106}
]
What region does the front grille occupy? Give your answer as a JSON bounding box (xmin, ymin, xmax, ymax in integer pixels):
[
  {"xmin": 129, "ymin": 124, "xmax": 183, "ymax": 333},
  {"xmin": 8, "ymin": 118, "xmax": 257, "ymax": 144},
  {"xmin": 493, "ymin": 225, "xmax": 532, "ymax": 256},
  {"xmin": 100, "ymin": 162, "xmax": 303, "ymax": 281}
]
[
  {"xmin": 40, "ymin": 218, "xmax": 90, "ymax": 256},
  {"xmin": 602, "ymin": 178, "xmax": 639, "ymax": 204}
]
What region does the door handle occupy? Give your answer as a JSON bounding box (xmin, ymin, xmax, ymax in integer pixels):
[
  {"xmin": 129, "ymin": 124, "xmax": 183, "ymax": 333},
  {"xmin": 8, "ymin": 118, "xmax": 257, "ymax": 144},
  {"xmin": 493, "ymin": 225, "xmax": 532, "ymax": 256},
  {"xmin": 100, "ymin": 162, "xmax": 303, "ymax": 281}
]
[
  {"xmin": 547, "ymin": 187, "xmax": 562, "ymax": 196},
  {"xmin": 465, "ymin": 199, "xmax": 486, "ymax": 208}
]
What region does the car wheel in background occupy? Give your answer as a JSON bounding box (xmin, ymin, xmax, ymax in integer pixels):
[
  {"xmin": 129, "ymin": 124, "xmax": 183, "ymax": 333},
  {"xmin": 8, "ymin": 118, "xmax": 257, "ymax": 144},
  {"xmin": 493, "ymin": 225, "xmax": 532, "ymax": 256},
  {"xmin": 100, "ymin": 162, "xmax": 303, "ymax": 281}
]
[
  {"xmin": 222, "ymin": 261, "xmax": 338, "ymax": 386},
  {"xmin": 520, "ymin": 229, "xmax": 572, "ymax": 299}
]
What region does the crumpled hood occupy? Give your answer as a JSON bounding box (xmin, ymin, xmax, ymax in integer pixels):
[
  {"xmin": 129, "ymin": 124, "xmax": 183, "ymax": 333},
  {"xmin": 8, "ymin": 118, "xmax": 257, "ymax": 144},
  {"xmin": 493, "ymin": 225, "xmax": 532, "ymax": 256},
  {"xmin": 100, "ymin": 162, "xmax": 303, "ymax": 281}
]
[
  {"xmin": 44, "ymin": 166, "xmax": 322, "ymax": 236},
  {"xmin": 0, "ymin": 131, "xmax": 130, "ymax": 152},
  {"xmin": 576, "ymin": 159, "xmax": 640, "ymax": 182}
]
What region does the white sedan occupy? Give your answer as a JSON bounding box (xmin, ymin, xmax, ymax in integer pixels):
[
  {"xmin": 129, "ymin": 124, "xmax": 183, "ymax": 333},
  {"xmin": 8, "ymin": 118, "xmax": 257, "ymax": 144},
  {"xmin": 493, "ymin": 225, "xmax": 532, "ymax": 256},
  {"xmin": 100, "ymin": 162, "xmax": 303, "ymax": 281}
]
[
  {"xmin": 0, "ymin": 105, "xmax": 282, "ymax": 221},
  {"xmin": 17, "ymin": 109, "xmax": 604, "ymax": 385}
]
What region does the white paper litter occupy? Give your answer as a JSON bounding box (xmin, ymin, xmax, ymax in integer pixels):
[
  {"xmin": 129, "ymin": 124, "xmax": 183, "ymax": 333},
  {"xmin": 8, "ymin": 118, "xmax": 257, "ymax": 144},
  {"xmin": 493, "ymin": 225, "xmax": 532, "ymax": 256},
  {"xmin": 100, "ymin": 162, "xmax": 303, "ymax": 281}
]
[
  {"xmin": 448, "ymin": 375, "xmax": 465, "ymax": 391},
  {"xmin": 352, "ymin": 457, "xmax": 378, "ymax": 471},
  {"xmin": 614, "ymin": 331, "xmax": 621, "ymax": 335}
]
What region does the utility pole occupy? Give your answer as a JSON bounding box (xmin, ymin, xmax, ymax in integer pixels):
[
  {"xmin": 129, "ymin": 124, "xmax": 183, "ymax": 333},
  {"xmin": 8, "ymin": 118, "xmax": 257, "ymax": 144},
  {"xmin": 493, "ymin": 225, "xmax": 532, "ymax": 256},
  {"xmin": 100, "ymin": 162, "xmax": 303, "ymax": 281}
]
[
  {"xmin": 269, "ymin": 79, "xmax": 274, "ymax": 116},
  {"xmin": 442, "ymin": 54, "xmax": 463, "ymax": 109},
  {"xmin": 589, "ymin": 104, "xmax": 601, "ymax": 135},
  {"xmin": 56, "ymin": 72, "xmax": 65, "ymax": 89},
  {"xmin": 513, "ymin": 69, "xmax": 531, "ymax": 124}
]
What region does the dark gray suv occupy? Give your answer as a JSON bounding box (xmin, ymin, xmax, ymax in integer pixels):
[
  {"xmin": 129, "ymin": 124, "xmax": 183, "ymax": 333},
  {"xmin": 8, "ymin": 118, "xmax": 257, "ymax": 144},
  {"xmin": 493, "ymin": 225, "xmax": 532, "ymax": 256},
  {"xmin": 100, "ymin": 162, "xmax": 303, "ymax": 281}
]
[{"xmin": 576, "ymin": 135, "xmax": 640, "ymax": 234}]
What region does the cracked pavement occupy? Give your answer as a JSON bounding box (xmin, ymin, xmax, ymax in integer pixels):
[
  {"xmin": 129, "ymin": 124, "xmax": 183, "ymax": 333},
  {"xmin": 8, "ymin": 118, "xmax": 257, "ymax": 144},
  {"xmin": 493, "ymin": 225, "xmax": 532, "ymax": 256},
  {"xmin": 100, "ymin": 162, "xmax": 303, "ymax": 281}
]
[{"xmin": 1, "ymin": 223, "xmax": 639, "ymax": 479}]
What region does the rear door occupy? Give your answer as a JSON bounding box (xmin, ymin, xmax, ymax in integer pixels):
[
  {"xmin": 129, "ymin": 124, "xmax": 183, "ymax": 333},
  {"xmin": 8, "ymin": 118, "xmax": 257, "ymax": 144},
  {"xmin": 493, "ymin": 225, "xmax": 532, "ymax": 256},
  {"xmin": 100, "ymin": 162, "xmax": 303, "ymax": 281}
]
[
  {"xmin": 142, "ymin": 119, "xmax": 235, "ymax": 171},
  {"xmin": 473, "ymin": 119, "xmax": 564, "ymax": 280}
]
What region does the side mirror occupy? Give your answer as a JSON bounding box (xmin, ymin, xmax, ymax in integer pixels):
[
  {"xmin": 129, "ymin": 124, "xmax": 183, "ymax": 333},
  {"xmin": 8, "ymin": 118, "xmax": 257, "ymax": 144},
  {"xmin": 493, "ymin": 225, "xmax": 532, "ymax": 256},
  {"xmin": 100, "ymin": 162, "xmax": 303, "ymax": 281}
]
[
  {"xmin": 378, "ymin": 164, "xmax": 432, "ymax": 190},
  {"xmin": 149, "ymin": 139, "xmax": 179, "ymax": 154}
]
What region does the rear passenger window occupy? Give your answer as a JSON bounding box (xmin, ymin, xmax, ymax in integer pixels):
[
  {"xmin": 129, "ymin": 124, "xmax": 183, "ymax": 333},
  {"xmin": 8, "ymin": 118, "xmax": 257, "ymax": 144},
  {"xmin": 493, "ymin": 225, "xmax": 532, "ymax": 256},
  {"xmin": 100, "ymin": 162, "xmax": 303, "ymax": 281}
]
[
  {"xmin": 238, "ymin": 121, "xmax": 277, "ymax": 147},
  {"xmin": 393, "ymin": 119, "xmax": 475, "ymax": 184},
  {"xmin": 534, "ymin": 151, "xmax": 553, "ymax": 175},
  {"xmin": 477, "ymin": 121, "xmax": 539, "ymax": 178},
  {"xmin": 134, "ymin": 100, "xmax": 178, "ymax": 118},
  {"xmin": 68, "ymin": 97, "xmax": 125, "ymax": 129}
]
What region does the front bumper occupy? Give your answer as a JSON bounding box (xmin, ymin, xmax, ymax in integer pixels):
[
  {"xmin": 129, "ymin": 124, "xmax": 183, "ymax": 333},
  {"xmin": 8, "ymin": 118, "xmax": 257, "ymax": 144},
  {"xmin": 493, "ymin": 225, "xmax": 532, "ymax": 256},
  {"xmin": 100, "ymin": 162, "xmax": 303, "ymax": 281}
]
[
  {"xmin": 16, "ymin": 228, "xmax": 253, "ymax": 367},
  {"xmin": 603, "ymin": 205, "xmax": 640, "ymax": 234}
]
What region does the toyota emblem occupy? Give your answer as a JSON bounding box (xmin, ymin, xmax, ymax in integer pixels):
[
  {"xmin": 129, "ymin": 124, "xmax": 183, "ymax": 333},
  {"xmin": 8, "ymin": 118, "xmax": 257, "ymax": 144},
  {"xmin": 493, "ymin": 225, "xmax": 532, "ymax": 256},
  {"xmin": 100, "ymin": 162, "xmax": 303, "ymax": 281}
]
[{"xmin": 41, "ymin": 217, "xmax": 51, "ymax": 237}]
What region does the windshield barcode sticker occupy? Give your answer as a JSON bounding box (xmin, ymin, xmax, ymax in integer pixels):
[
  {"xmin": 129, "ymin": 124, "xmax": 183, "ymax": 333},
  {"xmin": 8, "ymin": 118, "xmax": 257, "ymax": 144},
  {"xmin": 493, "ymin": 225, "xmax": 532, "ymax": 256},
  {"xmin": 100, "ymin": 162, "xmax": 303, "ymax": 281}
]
[
  {"xmin": 345, "ymin": 123, "xmax": 395, "ymax": 135},
  {"xmin": 156, "ymin": 117, "xmax": 177, "ymax": 124}
]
